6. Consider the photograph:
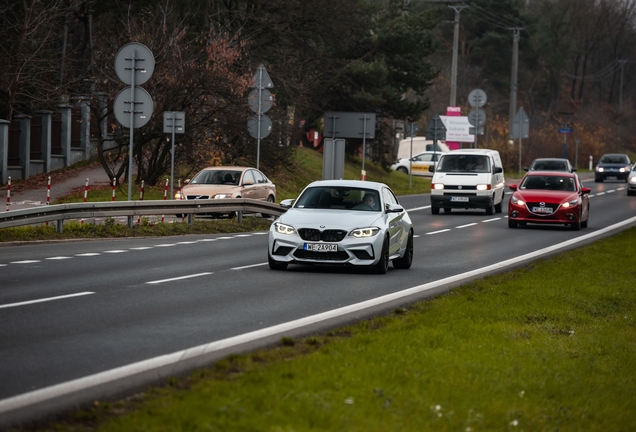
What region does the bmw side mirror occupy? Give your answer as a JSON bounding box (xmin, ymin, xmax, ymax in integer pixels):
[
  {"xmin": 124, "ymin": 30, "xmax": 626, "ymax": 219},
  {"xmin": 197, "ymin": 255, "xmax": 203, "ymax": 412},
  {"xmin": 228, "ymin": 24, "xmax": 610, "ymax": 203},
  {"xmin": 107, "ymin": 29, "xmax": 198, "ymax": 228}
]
[
  {"xmin": 280, "ymin": 199, "xmax": 295, "ymax": 208},
  {"xmin": 385, "ymin": 203, "xmax": 404, "ymax": 213}
]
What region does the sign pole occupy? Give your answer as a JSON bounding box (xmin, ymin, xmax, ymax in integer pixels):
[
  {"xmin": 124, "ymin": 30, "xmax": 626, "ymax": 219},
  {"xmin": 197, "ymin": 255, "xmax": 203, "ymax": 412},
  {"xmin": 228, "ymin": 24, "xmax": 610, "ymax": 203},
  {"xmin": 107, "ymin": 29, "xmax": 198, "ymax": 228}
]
[
  {"xmin": 562, "ymin": 123, "xmax": 567, "ymax": 159},
  {"xmin": 127, "ymin": 48, "xmax": 136, "ymax": 201},
  {"xmin": 518, "ymin": 135, "xmax": 522, "ymax": 174},
  {"xmin": 170, "ymin": 112, "xmax": 176, "ymax": 199},
  {"xmin": 257, "ymin": 66, "xmax": 262, "ymax": 170}
]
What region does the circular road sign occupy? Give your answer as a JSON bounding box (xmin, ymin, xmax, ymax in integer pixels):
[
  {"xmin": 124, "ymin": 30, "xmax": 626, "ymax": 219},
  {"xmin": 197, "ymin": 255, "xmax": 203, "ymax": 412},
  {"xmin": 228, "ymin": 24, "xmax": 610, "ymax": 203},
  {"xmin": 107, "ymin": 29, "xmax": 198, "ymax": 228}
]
[
  {"xmin": 468, "ymin": 88, "xmax": 487, "ymax": 108},
  {"xmin": 113, "ymin": 87, "xmax": 154, "ymax": 128},
  {"xmin": 115, "ymin": 42, "xmax": 155, "ymax": 86},
  {"xmin": 467, "ymin": 108, "xmax": 487, "ymax": 127},
  {"xmin": 247, "ymin": 114, "xmax": 272, "ymax": 139},
  {"xmin": 248, "ymin": 89, "xmax": 273, "ymax": 114}
]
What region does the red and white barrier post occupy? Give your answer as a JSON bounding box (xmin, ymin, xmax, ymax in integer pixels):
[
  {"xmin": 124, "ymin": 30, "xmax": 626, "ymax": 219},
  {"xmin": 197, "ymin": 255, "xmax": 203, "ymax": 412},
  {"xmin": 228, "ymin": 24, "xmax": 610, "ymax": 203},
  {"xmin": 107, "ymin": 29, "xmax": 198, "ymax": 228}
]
[
  {"xmin": 137, "ymin": 180, "xmax": 145, "ymax": 224},
  {"xmin": 178, "ymin": 180, "xmax": 184, "ymax": 221},
  {"xmin": 111, "ymin": 178, "xmax": 116, "ymax": 201},
  {"xmin": 45, "ymin": 176, "xmax": 51, "ymax": 226},
  {"xmin": 5, "ymin": 177, "xmax": 10, "ymax": 211},
  {"xmin": 81, "ymin": 178, "xmax": 88, "ymax": 224},
  {"xmin": 161, "ymin": 178, "xmax": 168, "ymax": 222}
]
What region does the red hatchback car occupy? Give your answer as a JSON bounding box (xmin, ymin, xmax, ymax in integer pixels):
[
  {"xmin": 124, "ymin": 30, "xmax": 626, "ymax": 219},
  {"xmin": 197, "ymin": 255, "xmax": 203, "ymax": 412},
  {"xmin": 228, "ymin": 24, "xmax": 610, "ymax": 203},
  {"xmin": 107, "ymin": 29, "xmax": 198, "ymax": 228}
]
[{"xmin": 508, "ymin": 171, "xmax": 591, "ymax": 230}]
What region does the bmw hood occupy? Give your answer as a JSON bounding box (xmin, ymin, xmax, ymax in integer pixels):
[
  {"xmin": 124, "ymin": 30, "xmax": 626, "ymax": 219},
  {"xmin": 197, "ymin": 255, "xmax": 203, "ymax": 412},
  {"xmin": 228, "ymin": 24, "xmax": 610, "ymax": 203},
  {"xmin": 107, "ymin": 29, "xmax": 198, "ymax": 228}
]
[{"xmin": 277, "ymin": 208, "xmax": 384, "ymax": 229}]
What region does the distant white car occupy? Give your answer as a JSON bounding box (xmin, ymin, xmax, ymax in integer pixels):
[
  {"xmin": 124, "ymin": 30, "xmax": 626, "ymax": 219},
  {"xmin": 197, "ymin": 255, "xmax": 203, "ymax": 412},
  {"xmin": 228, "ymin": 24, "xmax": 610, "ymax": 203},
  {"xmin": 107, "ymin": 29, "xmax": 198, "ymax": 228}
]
[
  {"xmin": 390, "ymin": 150, "xmax": 445, "ymax": 177},
  {"xmin": 628, "ymin": 164, "xmax": 636, "ymax": 196},
  {"xmin": 268, "ymin": 180, "xmax": 414, "ymax": 274}
]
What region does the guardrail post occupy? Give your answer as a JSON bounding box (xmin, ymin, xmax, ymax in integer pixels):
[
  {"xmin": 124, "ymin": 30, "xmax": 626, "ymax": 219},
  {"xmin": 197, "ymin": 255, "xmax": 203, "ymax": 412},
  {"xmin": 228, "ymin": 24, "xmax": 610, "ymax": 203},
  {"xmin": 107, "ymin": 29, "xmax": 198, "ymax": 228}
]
[
  {"xmin": 187, "ymin": 213, "xmax": 193, "ymax": 226},
  {"xmin": 237, "ymin": 211, "xmax": 243, "ymax": 223},
  {"xmin": 57, "ymin": 219, "xmax": 63, "ymax": 233},
  {"xmin": 0, "ymin": 119, "xmax": 9, "ymax": 184}
]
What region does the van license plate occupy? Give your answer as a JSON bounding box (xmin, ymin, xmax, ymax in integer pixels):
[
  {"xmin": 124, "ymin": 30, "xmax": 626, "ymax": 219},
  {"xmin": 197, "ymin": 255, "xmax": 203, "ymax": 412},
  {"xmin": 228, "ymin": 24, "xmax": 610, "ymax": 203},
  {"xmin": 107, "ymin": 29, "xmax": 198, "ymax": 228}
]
[
  {"xmin": 304, "ymin": 243, "xmax": 337, "ymax": 252},
  {"xmin": 450, "ymin": 196, "xmax": 469, "ymax": 202}
]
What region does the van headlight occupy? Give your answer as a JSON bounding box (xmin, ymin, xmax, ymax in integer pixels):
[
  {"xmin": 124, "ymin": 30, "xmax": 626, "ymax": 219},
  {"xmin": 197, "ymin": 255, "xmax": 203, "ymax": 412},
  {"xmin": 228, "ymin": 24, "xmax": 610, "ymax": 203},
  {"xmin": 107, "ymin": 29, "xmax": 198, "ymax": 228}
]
[
  {"xmin": 432, "ymin": 183, "xmax": 444, "ymax": 190},
  {"xmin": 476, "ymin": 184, "xmax": 490, "ymax": 191}
]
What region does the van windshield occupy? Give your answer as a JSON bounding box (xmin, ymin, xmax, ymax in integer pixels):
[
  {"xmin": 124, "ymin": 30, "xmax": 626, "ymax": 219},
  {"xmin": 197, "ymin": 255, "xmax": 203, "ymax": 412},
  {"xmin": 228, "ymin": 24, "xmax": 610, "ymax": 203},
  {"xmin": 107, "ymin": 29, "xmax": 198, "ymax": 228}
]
[{"xmin": 437, "ymin": 155, "xmax": 491, "ymax": 173}]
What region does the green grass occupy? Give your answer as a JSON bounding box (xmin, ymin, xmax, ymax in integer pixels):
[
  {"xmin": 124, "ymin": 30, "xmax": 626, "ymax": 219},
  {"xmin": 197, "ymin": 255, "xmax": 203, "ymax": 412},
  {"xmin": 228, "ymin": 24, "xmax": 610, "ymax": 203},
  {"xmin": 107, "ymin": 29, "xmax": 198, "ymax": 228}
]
[{"xmin": 27, "ymin": 227, "xmax": 636, "ymax": 432}]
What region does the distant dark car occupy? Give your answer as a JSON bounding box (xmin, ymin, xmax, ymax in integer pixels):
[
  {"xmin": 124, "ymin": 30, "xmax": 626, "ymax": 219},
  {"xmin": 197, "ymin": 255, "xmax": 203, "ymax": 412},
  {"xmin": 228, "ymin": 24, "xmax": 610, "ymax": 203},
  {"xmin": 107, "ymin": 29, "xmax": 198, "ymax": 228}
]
[
  {"xmin": 595, "ymin": 153, "xmax": 632, "ymax": 182},
  {"xmin": 508, "ymin": 171, "xmax": 591, "ymax": 231},
  {"xmin": 524, "ymin": 158, "xmax": 575, "ymax": 173}
]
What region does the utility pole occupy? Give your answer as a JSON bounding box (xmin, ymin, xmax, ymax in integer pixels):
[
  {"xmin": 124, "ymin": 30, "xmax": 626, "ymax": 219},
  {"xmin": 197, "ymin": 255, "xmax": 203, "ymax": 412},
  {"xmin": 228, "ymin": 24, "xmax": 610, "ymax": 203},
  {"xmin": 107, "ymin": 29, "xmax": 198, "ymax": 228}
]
[
  {"xmin": 508, "ymin": 28, "xmax": 522, "ymax": 139},
  {"xmin": 449, "ymin": 4, "xmax": 469, "ymax": 107},
  {"xmin": 618, "ymin": 59, "xmax": 628, "ymax": 109}
]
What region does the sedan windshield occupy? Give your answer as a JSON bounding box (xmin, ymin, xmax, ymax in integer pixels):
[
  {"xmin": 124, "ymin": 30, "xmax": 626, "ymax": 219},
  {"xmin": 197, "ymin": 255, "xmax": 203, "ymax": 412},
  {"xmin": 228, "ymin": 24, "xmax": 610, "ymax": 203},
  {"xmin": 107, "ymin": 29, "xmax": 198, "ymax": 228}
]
[
  {"xmin": 600, "ymin": 155, "xmax": 629, "ymax": 164},
  {"xmin": 191, "ymin": 170, "xmax": 241, "ymax": 185},
  {"xmin": 295, "ymin": 187, "xmax": 380, "ymax": 211},
  {"xmin": 521, "ymin": 176, "xmax": 576, "ymax": 191}
]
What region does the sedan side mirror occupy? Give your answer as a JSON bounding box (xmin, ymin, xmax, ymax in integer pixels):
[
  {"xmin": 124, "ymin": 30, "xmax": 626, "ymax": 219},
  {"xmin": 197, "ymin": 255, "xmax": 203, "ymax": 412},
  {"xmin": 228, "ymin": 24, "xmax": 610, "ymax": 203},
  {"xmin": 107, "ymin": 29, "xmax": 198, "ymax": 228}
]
[
  {"xmin": 280, "ymin": 199, "xmax": 295, "ymax": 208},
  {"xmin": 581, "ymin": 187, "xmax": 591, "ymax": 194},
  {"xmin": 385, "ymin": 203, "xmax": 404, "ymax": 213},
  {"xmin": 509, "ymin": 184, "xmax": 518, "ymax": 191}
]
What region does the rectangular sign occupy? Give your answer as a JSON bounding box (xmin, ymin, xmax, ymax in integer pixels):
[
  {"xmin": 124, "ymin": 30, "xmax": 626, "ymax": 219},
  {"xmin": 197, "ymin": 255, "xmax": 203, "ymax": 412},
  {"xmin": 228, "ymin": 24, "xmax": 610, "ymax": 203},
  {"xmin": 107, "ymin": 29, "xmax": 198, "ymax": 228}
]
[
  {"xmin": 439, "ymin": 115, "xmax": 475, "ymax": 142},
  {"xmin": 324, "ymin": 112, "xmax": 376, "ymax": 139},
  {"xmin": 163, "ymin": 111, "xmax": 185, "ymax": 134}
]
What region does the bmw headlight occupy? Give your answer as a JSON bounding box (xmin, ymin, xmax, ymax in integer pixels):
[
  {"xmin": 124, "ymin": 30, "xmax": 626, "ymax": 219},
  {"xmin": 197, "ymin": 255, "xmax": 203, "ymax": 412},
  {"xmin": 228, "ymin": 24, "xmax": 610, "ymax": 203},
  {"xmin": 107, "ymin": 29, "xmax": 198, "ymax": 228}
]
[
  {"xmin": 214, "ymin": 193, "xmax": 233, "ymax": 199},
  {"xmin": 511, "ymin": 196, "xmax": 525, "ymax": 206},
  {"xmin": 630, "ymin": 177, "xmax": 636, "ymax": 184},
  {"xmin": 274, "ymin": 222, "xmax": 296, "ymax": 235},
  {"xmin": 350, "ymin": 227, "xmax": 380, "ymax": 238},
  {"xmin": 562, "ymin": 199, "xmax": 578, "ymax": 208}
]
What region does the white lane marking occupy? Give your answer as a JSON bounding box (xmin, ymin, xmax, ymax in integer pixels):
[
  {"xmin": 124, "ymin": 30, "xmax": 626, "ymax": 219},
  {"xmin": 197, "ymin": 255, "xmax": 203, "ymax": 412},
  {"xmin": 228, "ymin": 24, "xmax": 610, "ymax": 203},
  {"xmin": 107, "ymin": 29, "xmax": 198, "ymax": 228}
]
[
  {"xmin": 10, "ymin": 260, "xmax": 40, "ymax": 264},
  {"xmin": 482, "ymin": 218, "xmax": 501, "ymax": 223},
  {"xmin": 198, "ymin": 239, "xmax": 217, "ymax": 242},
  {"xmin": 617, "ymin": 187, "xmax": 625, "ymax": 191},
  {"xmin": 154, "ymin": 244, "xmax": 176, "ymax": 247},
  {"xmin": 2, "ymin": 215, "xmax": 635, "ymax": 416},
  {"xmin": 456, "ymin": 223, "xmax": 478, "ymax": 229},
  {"xmin": 235, "ymin": 234, "xmax": 252, "ymax": 237},
  {"xmin": 607, "ymin": 190, "xmax": 616, "ymax": 194},
  {"xmin": 232, "ymin": 263, "xmax": 268, "ymax": 270},
  {"xmin": 406, "ymin": 205, "xmax": 429, "ymax": 212},
  {"xmin": 217, "ymin": 236, "xmax": 234, "ymax": 240},
  {"xmin": 103, "ymin": 250, "xmax": 127, "ymax": 254},
  {"xmin": 75, "ymin": 253, "xmax": 101, "ymax": 257},
  {"xmin": 589, "ymin": 194, "xmax": 595, "ymax": 198},
  {"xmin": 253, "ymin": 232, "xmax": 268, "ymax": 235},
  {"xmin": 146, "ymin": 272, "xmax": 213, "ymax": 285},
  {"xmin": 0, "ymin": 292, "xmax": 94, "ymax": 310},
  {"xmin": 45, "ymin": 257, "xmax": 73, "ymax": 260},
  {"xmin": 130, "ymin": 247, "xmax": 153, "ymax": 250},
  {"xmin": 413, "ymin": 234, "xmax": 421, "ymax": 238},
  {"xmin": 597, "ymin": 192, "xmax": 606, "ymax": 196},
  {"xmin": 426, "ymin": 229, "xmax": 451, "ymax": 235},
  {"xmin": 0, "ymin": 264, "xmax": 6, "ymax": 267},
  {"xmin": 176, "ymin": 242, "xmax": 197, "ymax": 245}
]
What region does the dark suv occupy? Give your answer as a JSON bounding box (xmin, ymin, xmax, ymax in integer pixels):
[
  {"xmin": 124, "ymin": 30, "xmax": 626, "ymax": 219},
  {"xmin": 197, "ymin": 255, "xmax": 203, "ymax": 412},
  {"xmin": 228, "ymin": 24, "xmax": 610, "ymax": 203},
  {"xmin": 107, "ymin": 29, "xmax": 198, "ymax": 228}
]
[
  {"xmin": 525, "ymin": 158, "xmax": 575, "ymax": 173},
  {"xmin": 595, "ymin": 153, "xmax": 632, "ymax": 182}
]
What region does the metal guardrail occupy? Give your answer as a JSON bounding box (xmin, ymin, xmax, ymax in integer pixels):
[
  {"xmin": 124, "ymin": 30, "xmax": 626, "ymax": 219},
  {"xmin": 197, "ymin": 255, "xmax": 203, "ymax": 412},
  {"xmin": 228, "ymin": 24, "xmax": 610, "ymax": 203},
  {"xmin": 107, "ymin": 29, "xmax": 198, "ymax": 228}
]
[{"xmin": 0, "ymin": 199, "xmax": 286, "ymax": 232}]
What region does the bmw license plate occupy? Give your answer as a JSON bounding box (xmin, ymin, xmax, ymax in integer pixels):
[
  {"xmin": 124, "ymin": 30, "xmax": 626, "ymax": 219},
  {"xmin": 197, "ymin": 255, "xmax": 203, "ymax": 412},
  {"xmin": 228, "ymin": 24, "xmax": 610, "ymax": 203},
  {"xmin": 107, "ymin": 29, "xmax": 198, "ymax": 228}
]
[
  {"xmin": 450, "ymin": 196, "xmax": 469, "ymax": 202},
  {"xmin": 304, "ymin": 243, "xmax": 337, "ymax": 252},
  {"xmin": 532, "ymin": 206, "xmax": 553, "ymax": 214}
]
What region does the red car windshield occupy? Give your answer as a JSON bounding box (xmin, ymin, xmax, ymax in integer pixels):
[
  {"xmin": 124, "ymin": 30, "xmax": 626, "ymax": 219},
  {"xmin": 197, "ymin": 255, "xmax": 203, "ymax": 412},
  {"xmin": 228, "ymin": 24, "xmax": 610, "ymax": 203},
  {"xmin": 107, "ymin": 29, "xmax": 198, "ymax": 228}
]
[{"xmin": 521, "ymin": 176, "xmax": 576, "ymax": 191}]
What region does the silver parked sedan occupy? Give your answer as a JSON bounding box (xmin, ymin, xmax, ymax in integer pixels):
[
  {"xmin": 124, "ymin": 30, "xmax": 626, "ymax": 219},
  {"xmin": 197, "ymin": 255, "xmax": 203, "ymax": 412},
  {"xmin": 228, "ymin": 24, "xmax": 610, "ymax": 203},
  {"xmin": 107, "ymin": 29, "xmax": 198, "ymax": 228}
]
[{"xmin": 268, "ymin": 180, "xmax": 414, "ymax": 274}]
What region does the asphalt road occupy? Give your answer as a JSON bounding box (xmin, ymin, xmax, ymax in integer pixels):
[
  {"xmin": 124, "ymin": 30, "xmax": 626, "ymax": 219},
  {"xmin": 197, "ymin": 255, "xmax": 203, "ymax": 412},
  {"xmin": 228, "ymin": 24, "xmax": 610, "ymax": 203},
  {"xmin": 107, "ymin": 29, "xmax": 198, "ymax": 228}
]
[{"xmin": 1, "ymin": 178, "xmax": 635, "ymax": 428}]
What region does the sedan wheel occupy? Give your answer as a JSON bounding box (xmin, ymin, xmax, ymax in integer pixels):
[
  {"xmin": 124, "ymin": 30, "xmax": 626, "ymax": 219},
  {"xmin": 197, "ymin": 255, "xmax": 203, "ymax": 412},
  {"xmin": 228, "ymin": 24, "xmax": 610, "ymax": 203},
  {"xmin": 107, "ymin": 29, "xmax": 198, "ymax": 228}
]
[
  {"xmin": 431, "ymin": 206, "xmax": 440, "ymax": 215},
  {"xmin": 393, "ymin": 230, "xmax": 413, "ymax": 269},
  {"xmin": 508, "ymin": 219, "xmax": 518, "ymax": 228},
  {"xmin": 397, "ymin": 167, "xmax": 408, "ymax": 174},
  {"xmin": 373, "ymin": 236, "xmax": 390, "ymax": 274},
  {"xmin": 261, "ymin": 195, "xmax": 275, "ymax": 218}
]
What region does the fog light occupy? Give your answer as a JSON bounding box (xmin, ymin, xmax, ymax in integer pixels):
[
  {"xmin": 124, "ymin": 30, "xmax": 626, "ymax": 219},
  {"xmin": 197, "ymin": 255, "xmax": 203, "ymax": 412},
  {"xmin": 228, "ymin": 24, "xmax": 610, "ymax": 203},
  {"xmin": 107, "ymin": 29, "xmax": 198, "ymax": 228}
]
[
  {"xmin": 511, "ymin": 211, "xmax": 519, "ymax": 218},
  {"xmin": 566, "ymin": 213, "xmax": 574, "ymax": 220}
]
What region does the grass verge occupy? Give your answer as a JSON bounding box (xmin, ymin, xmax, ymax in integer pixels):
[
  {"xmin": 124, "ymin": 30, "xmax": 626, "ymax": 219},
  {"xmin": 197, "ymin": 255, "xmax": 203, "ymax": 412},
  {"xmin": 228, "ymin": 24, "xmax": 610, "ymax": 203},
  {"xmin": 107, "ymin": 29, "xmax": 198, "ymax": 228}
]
[{"xmin": 22, "ymin": 227, "xmax": 636, "ymax": 431}]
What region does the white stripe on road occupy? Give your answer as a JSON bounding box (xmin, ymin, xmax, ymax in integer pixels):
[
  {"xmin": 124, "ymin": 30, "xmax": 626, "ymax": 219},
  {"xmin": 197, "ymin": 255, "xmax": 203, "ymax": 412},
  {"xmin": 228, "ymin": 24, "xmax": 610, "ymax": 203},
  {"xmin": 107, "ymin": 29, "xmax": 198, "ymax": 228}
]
[
  {"xmin": 129, "ymin": 247, "xmax": 153, "ymax": 250},
  {"xmin": 1, "ymin": 215, "xmax": 635, "ymax": 417},
  {"xmin": 482, "ymin": 218, "xmax": 501, "ymax": 223},
  {"xmin": 0, "ymin": 292, "xmax": 94, "ymax": 309},
  {"xmin": 406, "ymin": 205, "xmax": 429, "ymax": 212},
  {"xmin": 232, "ymin": 263, "xmax": 268, "ymax": 270},
  {"xmin": 146, "ymin": 272, "xmax": 213, "ymax": 285},
  {"xmin": 426, "ymin": 229, "xmax": 451, "ymax": 235},
  {"xmin": 103, "ymin": 250, "xmax": 128, "ymax": 254},
  {"xmin": 10, "ymin": 260, "xmax": 40, "ymax": 264},
  {"xmin": 45, "ymin": 257, "xmax": 73, "ymax": 260},
  {"xmin": 75, "ymin": 253, "xmax": 101, "ymax": 257},
  {"xmin": 456, "ymin": 223, "xmax": 478, "ymax": 229}
]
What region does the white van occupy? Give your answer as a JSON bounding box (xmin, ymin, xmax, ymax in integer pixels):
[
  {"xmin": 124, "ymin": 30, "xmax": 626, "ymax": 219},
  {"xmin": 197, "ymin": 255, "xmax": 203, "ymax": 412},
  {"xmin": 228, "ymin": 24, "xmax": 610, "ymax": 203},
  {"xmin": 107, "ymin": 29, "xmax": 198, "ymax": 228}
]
[
  {"xmin": 396, "ymin": 137, "xmax": 450, "ymax": 160},
  {"xmin": 429, "ymin": 149, "xmax": 505, "ymax": 215}
]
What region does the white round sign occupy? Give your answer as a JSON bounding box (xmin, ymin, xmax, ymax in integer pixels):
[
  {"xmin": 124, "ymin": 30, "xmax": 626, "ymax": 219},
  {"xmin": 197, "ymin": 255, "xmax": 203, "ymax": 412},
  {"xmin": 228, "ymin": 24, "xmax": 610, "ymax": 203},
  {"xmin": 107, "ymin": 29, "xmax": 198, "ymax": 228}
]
[
  {"xmin": 468, "ymin": 89, "xmax": 487, "ymax": 108},
  {"xmin": 115, "ymin": 42, "xmax": 155, "ymax": 86}
]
